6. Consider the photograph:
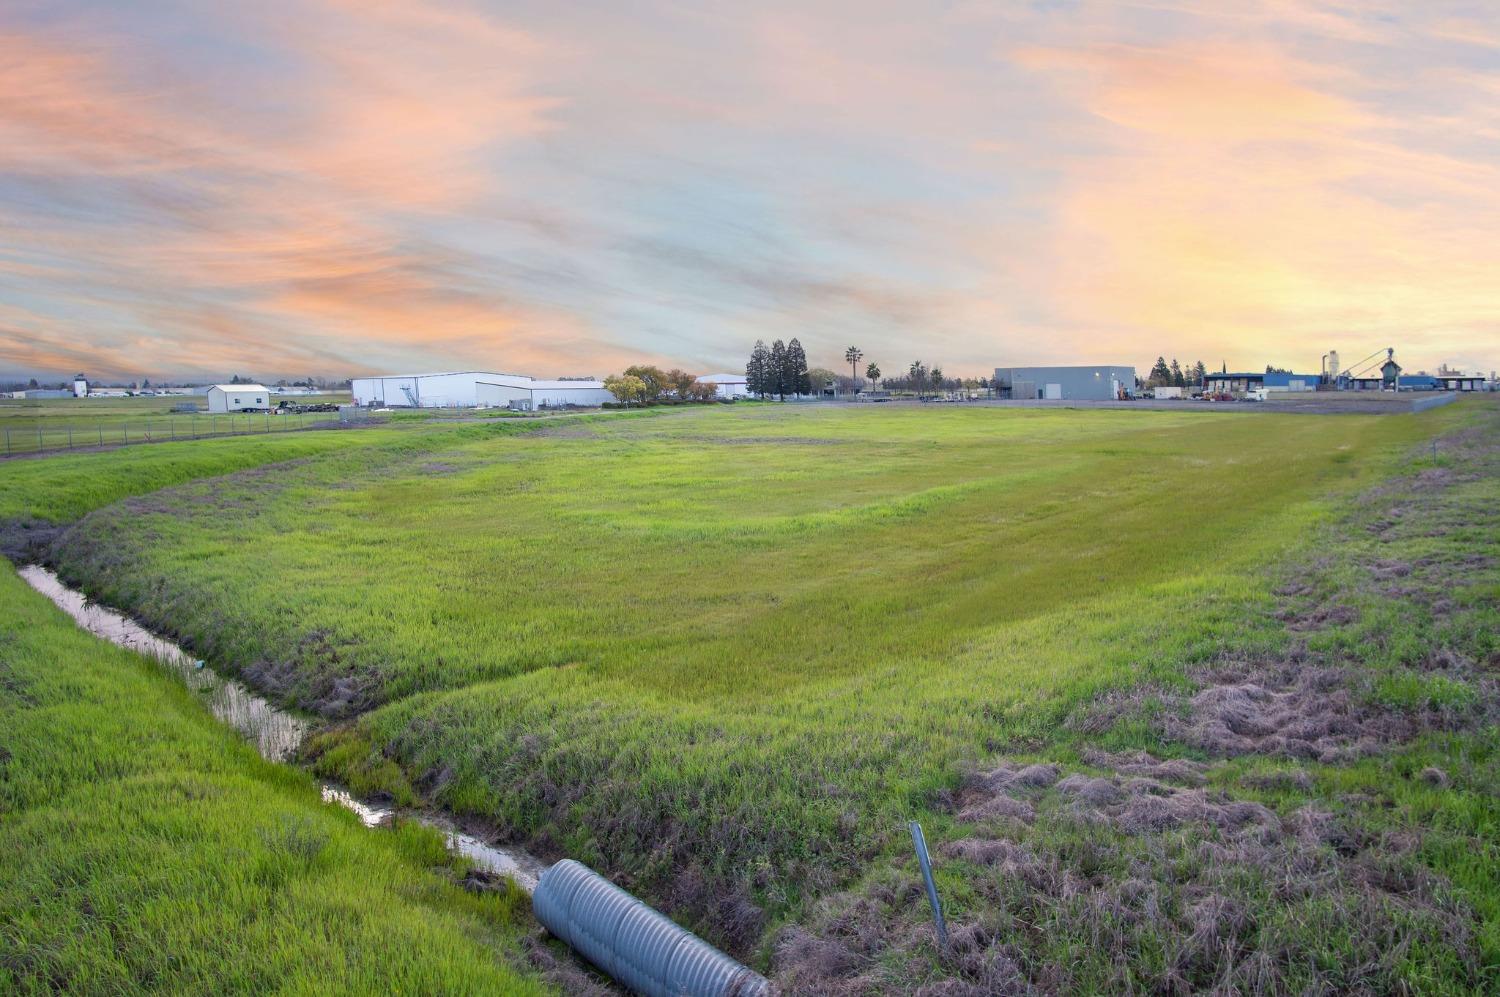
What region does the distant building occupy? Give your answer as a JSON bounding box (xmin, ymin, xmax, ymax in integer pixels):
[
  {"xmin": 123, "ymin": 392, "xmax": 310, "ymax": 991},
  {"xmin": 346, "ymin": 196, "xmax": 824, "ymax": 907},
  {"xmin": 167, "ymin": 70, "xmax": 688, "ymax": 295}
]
[
  {"xmin": 1436, "ymin": 373, "xmax": 1486, "ymax": 392},
  {"xmin": 695, "ymin": 373, "xmax": 749, "ymax": 399},
  {"xmin": 73, "ymin": 374, "xmax": 88, "ymax": 398},
  {"xmin": 992, "ymin": 365, "xmax": 1135, "ymax": 401},
  {"xmin": 1204, "ymin": 371, "xmax": 1321, "ymax": 396},
  {"xmin": 350, "ymin": 370, "xmax": 612, "ymax": 410},
  {"xmin": 206, "ymin": 384, "xmax": 270, "ymax": 412},
  {"xmin": 475, "ymin": 376, "xmax": 613, "ymax": 411}
]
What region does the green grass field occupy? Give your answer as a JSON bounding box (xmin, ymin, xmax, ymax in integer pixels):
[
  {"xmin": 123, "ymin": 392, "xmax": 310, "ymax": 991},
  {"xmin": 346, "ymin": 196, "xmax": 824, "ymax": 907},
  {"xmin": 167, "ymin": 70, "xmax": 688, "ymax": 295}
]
[
  {"xmin": 41, "ymin": 409, "xmax": 1447, "ymax": 912},
  {"xmin": 0, "ymin": 564, "xmax": 548, "ymax": 994},
  {"xmin": 9, "ymin": 399, "xmax": 1497, "ymax": 992}
]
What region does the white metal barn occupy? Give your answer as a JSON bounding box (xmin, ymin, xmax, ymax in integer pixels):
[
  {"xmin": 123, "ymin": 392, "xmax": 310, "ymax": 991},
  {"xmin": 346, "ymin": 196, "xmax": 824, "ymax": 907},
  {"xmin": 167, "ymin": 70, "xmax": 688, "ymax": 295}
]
[
  {"xmin": 474, "ymin": 376, "xmax": 613, "ymax": 411},
  {"xmin": 206, "ymin": 384, "xmax": 270, "ymax": 412},
  {"xmin": 351, "ymin": 371, "xmax": 611, "ymax": 410},
  {"xmin": 696, "ymin": 373, "xmax": 749, "ymax": 399}
]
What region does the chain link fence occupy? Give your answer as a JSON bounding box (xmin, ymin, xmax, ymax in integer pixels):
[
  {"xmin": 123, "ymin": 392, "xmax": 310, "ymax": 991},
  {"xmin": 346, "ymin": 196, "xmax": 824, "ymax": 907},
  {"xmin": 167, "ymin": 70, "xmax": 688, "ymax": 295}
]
[{"xmin": 1, "ymin": 409, "xmax": 373, "ymax": 458}]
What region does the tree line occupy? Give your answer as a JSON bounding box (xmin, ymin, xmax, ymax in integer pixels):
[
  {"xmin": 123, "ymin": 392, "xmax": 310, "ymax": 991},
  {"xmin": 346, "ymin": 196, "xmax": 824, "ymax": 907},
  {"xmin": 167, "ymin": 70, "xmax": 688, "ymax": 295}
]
[
  {"xmin": 602, "ymin": 365, "xmax": 720, "ymax": 406},
  {"xmin": 1146, "ymin": 357, "xmax": 1208, "ymax": 388},
  {"xmin": 742, "ymin": 340, "xmax": 1000, "ymax": 400}
]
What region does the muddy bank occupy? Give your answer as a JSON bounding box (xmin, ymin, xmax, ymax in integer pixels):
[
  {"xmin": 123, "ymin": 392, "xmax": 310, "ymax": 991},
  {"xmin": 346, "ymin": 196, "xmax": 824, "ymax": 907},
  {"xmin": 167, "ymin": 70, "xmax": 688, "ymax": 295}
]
[{"xmin": 19, "ymin": 565, "xmax": 547, "ymax": 893}]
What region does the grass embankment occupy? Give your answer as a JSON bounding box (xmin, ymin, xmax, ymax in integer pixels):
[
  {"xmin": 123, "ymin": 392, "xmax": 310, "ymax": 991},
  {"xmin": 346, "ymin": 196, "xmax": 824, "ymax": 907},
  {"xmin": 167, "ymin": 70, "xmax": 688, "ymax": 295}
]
[
  {"xmin": 0, "ymin": 564, "xmax": 548, "ymax": 994},
  {"xmin": 45, "ymin": 403, "xmax": 1458, "ymax": 958},
  {"xmin": 1, "ymin": 417, "xmax": 589, "ymax": 993}
]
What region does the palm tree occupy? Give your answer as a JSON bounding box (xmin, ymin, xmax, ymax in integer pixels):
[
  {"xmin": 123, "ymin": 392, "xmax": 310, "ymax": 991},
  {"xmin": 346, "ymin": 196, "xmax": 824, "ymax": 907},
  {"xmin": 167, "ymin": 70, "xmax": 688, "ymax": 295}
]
[
  {"xmin": 865, "ymin": 362, "xmax": 881, "ymax": 392},
  {"xmin": 909, "ymin": 360, "xmax": 926, "ymax": 399},
  {"xmin": 930, "ymin": 366, "xmax": 944, "ymax": 399},
  {"xmin": 844, "ymin": 346, "xmax": 863, "ymax": 395}
]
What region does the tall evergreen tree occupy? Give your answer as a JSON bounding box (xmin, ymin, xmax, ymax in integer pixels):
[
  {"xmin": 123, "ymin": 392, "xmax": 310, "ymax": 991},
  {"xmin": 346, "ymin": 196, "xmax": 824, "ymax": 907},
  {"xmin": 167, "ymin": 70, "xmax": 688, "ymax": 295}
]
[
  {"xmin": 1192, "ymin": 360, "xmax": 1207, "ymax": 386},
  {"xmin": 1149, "ymin": 356, "xmax": 1172, "ymax": 385},
  {"xmin": 787, "ymin": 338, "xmax": 811, "ymax": 397},
  {"xmin": 747, "ymin": 340, "xmax": 770, "ymax": 398},
  {"xmin": 1169, "ymin": 359, "xmax": 1184, "ymax": 387},
  {"xmin": 769, "ymin": 340, "xmax": 788, "ymax": 400}
]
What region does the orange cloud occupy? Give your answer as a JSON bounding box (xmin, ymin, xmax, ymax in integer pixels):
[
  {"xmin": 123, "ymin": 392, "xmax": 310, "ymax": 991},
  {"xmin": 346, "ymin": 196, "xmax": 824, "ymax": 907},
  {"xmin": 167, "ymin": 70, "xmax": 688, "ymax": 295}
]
[
  {"xmin": 0, "ymin": 1, "xmax": 584, "ymax": 380},
  {"xmin": 1004, "ymin": 37, "xmax": 1500, "ymax": 368}
]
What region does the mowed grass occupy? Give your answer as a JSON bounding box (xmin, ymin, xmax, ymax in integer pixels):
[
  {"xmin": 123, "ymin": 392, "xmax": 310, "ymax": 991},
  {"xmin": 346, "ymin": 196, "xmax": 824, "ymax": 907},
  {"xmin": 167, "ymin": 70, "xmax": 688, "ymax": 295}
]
[
  {"xmin": 0, "ymin": 566, "xmax": 549, "ymax": 995},
  {"xmin": 47, "ymin": 403, "xmax": 1453, "ymax": 943}
]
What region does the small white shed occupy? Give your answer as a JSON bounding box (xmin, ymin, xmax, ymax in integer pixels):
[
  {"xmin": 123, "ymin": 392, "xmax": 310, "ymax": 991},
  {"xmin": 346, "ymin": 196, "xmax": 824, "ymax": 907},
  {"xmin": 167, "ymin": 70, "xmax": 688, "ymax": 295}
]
[{"xmin": 206, "ymin": 384, "xmax": 270, "ymax": 412}]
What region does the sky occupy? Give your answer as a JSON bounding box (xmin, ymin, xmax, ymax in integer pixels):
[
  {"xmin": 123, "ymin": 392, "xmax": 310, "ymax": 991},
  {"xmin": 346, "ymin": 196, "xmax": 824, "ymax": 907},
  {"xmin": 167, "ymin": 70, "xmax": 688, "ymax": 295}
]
[{"xmin": 1, "ymin": 0, "xmax": 1497, "ymax": 382}]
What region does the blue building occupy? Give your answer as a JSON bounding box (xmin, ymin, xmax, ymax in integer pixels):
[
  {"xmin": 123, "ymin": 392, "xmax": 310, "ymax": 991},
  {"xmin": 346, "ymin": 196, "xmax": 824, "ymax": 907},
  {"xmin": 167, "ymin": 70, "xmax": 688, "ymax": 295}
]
[{"xmin": 1203, "ymin": 371, "xmax": 1322, "ymax": 395}]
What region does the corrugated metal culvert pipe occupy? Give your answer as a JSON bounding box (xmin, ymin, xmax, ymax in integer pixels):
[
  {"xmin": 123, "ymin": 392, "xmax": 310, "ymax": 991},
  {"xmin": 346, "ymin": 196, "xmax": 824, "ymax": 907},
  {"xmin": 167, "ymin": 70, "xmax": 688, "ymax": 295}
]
[{"xmin": 532, "ymin": 859, "xmax": 773, "ymax": 996}]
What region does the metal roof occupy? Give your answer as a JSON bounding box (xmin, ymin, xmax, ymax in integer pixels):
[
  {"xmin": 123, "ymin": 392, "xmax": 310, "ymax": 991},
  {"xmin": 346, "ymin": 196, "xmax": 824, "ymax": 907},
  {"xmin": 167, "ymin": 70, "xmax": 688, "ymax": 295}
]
[
  {"xmin": 207, "ymin": 383, "xmax": 269, "ymax": 392},
  {"xmin": 475, "ymin": 377, "xmax": 604, "ymax": 391},
  {"xmin": 351, "ymin": 370, "xmax": 532, "ymax": 381}
]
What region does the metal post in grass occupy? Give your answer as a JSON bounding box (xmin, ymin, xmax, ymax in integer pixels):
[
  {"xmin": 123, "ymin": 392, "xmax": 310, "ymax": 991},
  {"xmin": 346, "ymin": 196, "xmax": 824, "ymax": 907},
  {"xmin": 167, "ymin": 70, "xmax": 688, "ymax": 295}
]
[
  {"xmin": 38, "ymin": 425, "xmax": 43, "ymax": 451},
  {"xmin": 68, "ymin": 426, "xmax": 73, "ymax": 449},
  {"xmin": 5, "ymin": 428, "xmax": 9, "ymax": 456},
  {"xmin": 98, "ymin": 424, "xmax": 103, "ymax": 446},
  {"xmin": 909, "ymin": 820, "xmax": 948, "ymax": 948}
]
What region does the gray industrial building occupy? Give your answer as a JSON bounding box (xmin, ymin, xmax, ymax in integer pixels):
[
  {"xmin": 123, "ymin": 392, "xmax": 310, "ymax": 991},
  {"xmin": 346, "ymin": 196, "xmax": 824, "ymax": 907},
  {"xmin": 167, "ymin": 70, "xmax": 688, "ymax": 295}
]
[{"xmin": 993, "ymin": 365, "xmax": 1136, "ymax": 401}]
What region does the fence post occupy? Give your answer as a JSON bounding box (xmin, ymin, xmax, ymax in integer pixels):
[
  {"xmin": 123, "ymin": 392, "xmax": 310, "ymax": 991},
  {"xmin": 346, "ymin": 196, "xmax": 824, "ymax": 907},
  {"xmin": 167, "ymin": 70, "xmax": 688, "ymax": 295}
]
[
  {"xmin": 909, "ymin": 820, "xmax": 947, "ymax": 949},
  {"xmin": 98, "ymin": 424, "xmax": 103, "ymax": 446},
  {"xmin": 5, "ymin": 428, "xmax": 9, "ymax": 456},
  {"xmin": 37, "ymin": 425, "xmax": 43, "ymax": 452},
  {"xmin": 68, "ymin": 426, "xmax": 73, "ymax": 449}
]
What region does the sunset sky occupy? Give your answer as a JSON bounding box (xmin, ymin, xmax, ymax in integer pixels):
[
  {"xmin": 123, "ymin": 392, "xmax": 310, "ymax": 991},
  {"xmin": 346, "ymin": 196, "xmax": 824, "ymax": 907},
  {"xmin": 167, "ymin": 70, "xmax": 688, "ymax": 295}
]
[{"xmin": 2, "ymin": 0, "xmax": 1497, "ymax": 382}]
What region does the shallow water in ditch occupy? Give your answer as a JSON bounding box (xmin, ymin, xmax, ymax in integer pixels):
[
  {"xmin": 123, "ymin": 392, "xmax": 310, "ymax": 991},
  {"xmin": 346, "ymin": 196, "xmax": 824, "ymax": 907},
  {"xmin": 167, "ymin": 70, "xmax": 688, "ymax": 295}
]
[{"xmin": 20, "ymin": 565, "xmax": 547, "ymax": 893}]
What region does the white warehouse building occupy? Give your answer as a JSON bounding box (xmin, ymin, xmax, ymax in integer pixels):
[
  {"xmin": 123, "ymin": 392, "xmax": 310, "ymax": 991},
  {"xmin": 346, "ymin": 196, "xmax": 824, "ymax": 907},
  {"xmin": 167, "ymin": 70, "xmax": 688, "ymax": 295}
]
[
  {"xmin": 351, "ymin": 371, "xmax": 613, "ymax": 410},
  {"xmin": 206, "ymin": 383, "xmax": 271, "ymax": 412},
  {"xmin": 695, "ymin": 373, "xmax": 749, "ymax": 399}
]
